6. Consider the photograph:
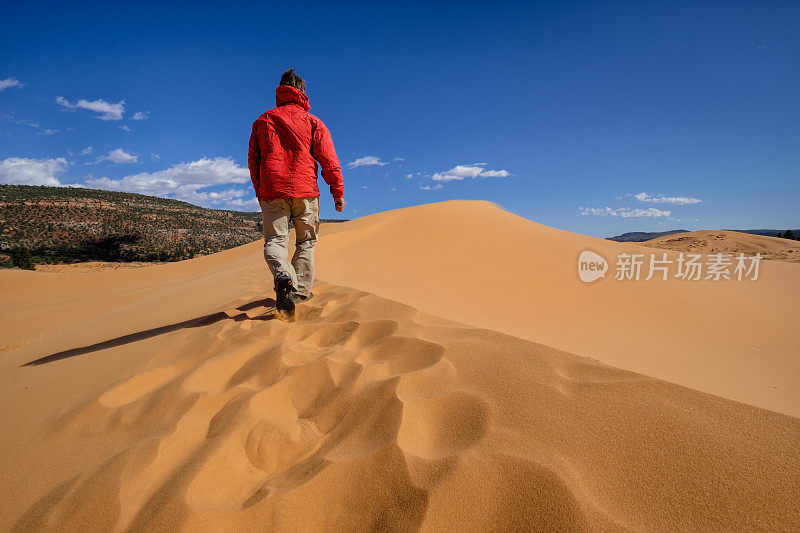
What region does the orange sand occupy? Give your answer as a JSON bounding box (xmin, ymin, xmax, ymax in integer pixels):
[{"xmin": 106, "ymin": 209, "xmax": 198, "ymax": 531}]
[
  {"xmin": 643, "ymin": 229, "xmax": 800, "ymax": 262},
  {"xmin": 1, "ymin": 200, "xmax": 798, "ymax": 531}
]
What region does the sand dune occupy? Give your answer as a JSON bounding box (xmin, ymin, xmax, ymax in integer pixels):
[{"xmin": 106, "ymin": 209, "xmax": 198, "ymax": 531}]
[
  {"xmin": 643, "ymin": 229, "xmax": 800, "ymax": 262},
  {"xmin": 314, "ymin": 201, "xmax": 800, "ymax": 417},
  {"xmin": 1, "ymin": 200, "xmax": 799, "ymax": 531}
]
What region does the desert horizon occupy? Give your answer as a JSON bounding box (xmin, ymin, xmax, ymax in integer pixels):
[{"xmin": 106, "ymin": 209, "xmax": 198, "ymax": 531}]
[{"xmin": 1, "ymin": 200, "xmax": 799, "ymax": 530}]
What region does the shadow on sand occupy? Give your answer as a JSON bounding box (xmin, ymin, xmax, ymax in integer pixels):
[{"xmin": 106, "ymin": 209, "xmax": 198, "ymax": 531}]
[{"xmin": 22, "ymin": 297, "xmax": 276, "ymax": 367}]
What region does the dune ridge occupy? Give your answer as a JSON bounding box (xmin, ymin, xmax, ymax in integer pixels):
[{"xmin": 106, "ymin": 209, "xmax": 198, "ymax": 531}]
[
  {"xmin": 1, "ymin": 200, "xmax": 799, "ymax": 531},
  {"xmin": 315, "ymin": 201, "xmax": 800, "ymax": 416}
]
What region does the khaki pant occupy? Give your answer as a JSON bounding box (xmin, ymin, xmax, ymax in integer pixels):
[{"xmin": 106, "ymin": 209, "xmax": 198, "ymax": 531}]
[{"xmin": 260, "ymin": 197, "xmax": 319, "ymax": 298}]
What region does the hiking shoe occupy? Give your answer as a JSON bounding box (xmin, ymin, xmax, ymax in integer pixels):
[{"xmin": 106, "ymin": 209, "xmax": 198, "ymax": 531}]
[
  {"xmin": 294, "ymin": 292, "xmax": 314, "ymax": 303},
  {"xmin": 274, "ymin": 273, "xmax": 295, "ymax": 321}
]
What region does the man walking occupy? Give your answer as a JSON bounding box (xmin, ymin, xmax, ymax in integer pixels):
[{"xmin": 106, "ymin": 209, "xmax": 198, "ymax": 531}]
[{"xmin": 248, "ymin": 68, "xmax": 345, "ymax": 320}]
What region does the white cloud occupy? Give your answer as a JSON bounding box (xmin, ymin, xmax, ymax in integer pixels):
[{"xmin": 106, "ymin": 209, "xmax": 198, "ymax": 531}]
[
  {"xmin": 226, "ymin": 196, "xmax": 260, "ymax": 211},
  {"xmin": 56, "ymin": 96, "xmax": 125, "ymax": 120},
  {"xmin": 347, "ymin": 156, "xmax": 388, "ymax": 168},
  {"xmin": 131, "ymin": 111, "xmax": 149, "ymax": 120},
  {"xmin": 96, "ymin": 148, "xmax": 138, "ymax": 164},
  {"xmin": 119, "ymin": 124, "xmax": 130, "ymax": 131},
  {"xmin": 420, "ymin": 184, "xmax": 443, "ymax": 191},
  {"xmin": 0, "ymin": 157, "xmax": 68, "ymax": 186},
  {"xmin": 80, "ymin": 146, "xmax": 93, "ymax": 156},
  {"xmin": 84, "ymin": 156, "xmax": 251, "ymax": 208},
  {"xmin": 431, "ymin": 163, "xmax": 510, "ymax": 181},
  {"xmin": 478, "ymin": 169, "xmax": 511, "ymax": 178},
  {"xmin": 7, "ymin": 117, "xmax": 39, "ymax": 128},
  {"xmin": 0, "ymin": 78, "xmax": 23, "ymax": 90},
  {"xmin": 2, "ymin": 114, "xmax": 62, "ymax": 135},
  {"xmin": 580, "ymin": 206, "xmax": 671, "ymax": 219},
  {"xmin": 393, "ymin": 157, "xmax": 404, "ymax": 162},
  {"xmin": 634, "ymin": 192, "xmax": 701, "ymax": 205},
  {"xmin": 150, "ymin": 153, "xmax": 160, "ymax": 160}
]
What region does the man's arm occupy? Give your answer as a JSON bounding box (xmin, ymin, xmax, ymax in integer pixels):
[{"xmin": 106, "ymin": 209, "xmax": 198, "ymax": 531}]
[
  {"xmin": 248, "ymin": 122, "xmax": 261, "ymax": 196},
  {"xmin": 310, "ymin": 118, "xmax": 344, "ymax": 201}
]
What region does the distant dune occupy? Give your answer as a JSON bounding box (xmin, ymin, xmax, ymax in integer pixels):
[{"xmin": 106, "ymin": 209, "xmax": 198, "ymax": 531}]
[
  {"xmin": 1, "ymin": 200, "xmax": 799, "ymax": 531},
  {"xmin": 642, "ymin": 229, "xmax": 800, "ymax": 262}
]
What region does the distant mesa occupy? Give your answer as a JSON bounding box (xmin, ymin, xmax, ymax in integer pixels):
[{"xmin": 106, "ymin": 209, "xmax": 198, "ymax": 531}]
[
  {"xmin": 608, "ymin": 228, "xmax": 800, "ymax": 242},
  {"xmin": 606, "ymin": 230, "xmax": 689, "ymax": 242}
]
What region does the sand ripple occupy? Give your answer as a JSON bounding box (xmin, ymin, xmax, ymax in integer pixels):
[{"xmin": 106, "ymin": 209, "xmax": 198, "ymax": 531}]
[{"xmin": 10, "ymin": 281, "xmax": 800, "ymax": 532}]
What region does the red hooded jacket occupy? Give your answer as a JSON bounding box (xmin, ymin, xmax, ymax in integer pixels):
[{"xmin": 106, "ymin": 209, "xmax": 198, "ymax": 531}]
[{"xmin": 248, "ymin": 85, "xmax": 344, "ymax": 201}]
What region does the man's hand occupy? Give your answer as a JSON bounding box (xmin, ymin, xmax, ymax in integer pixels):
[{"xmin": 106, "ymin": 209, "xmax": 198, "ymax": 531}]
[{"xmin": 334, "ymin": 197, "xmax": 345, "ymax": 212}]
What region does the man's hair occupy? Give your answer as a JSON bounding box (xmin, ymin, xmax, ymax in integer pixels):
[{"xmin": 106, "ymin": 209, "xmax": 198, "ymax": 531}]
[{"xmin": 280, "ymin": 68, "xmax": 305, "ymax": 92}]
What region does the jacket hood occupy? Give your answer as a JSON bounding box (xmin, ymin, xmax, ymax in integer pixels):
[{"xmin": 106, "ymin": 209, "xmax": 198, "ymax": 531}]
[{"xmin": 275, "ymin": 85, "xmax": 310, "ymax": 111}]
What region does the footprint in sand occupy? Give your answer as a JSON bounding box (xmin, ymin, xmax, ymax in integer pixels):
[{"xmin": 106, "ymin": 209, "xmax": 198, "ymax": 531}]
[
  {"xmin": 38, "ymin": 284, "xmax": 495, "ymax": 525},
  {"xmin": 398, "ymin": 390, "xmax": 490, "ymax": 461},
  {"xmin": 286, "ymin": 320, "xmax": 360, "ymax": 347},
  {"xmin": 182, "ymin": 339, "xmax": 278, "ymax": 393},
  {"xmin": 357, "ymin": 336, "xmax": 445, "ymax": 380},
  {"xmin": 345, "ymin": 319, "xmax": 399, "ymax": 348}
]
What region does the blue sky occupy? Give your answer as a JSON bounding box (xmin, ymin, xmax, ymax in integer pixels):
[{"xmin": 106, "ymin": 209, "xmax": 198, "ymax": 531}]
[{"xmin": 1, "ymin": 1, "xmax": 798, "ymax": 237}]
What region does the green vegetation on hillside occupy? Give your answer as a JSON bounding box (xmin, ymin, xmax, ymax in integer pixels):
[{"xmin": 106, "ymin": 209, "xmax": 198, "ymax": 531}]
[{"xmin": 0, "ymin": 185, "xmax": 264, "ymax": 265}]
